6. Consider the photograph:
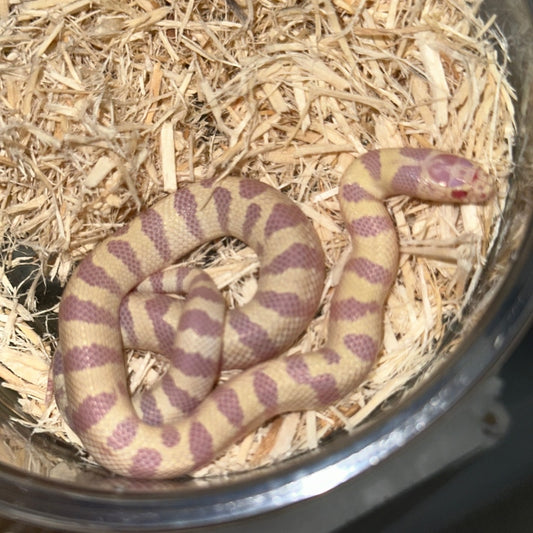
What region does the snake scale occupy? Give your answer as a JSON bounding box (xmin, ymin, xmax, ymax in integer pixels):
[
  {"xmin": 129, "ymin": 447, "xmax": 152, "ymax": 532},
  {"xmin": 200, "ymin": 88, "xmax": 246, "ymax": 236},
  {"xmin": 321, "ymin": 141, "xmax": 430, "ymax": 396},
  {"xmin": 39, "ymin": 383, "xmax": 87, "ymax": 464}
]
[{"xmin": 53, "ymin": 148, "xmax": 493, "ymax": 479}]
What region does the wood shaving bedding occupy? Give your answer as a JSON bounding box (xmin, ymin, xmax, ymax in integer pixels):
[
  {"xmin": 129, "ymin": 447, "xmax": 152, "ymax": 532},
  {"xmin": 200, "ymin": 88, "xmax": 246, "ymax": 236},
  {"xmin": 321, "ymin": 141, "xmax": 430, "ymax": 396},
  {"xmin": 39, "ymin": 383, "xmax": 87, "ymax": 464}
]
[{"xmin": 0, "ymin": 0, "xmax": 514, "ymax": 477}]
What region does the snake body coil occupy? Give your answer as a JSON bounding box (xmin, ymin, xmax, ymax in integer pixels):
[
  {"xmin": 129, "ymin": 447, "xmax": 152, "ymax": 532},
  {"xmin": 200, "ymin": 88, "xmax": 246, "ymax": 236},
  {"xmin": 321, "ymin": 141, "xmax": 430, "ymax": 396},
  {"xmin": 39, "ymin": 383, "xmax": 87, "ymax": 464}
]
[{"xmin": 54, "ymin": 148, "xmax": 493, "ymax": 478}]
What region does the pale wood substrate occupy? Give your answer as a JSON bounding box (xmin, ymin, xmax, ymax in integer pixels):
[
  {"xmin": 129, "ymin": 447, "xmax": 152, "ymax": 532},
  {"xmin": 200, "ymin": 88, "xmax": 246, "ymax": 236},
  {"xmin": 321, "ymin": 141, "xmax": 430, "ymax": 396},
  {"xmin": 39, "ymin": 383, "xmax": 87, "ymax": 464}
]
[{"xmin": 0, "ymin": 0, "xmax": 515, "ymax": 478}]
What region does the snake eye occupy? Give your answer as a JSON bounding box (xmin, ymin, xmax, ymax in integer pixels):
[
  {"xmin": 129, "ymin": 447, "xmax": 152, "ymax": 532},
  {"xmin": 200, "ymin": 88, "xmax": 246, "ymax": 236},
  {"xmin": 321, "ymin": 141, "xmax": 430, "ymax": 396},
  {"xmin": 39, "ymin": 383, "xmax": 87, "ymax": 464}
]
[{"xmin": 452, "ymin": 189, "xmax": 468, "ymax": 200}]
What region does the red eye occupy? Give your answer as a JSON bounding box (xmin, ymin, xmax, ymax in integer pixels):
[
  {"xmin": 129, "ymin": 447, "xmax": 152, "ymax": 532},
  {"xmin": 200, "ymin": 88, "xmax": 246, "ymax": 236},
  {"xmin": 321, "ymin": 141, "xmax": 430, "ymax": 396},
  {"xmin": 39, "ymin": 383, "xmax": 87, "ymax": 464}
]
[{"xmin": 452, "ymin": 190, "xmax": 468, "ymax": 199}]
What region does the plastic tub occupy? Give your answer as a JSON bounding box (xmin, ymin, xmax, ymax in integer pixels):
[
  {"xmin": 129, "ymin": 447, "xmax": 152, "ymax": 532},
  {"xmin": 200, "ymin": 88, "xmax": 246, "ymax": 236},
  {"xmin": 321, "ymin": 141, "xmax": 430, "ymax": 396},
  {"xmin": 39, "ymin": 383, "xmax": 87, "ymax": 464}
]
[{"xmin": 0, "ymin": 0, "xmax": 531, "ymax": 531}]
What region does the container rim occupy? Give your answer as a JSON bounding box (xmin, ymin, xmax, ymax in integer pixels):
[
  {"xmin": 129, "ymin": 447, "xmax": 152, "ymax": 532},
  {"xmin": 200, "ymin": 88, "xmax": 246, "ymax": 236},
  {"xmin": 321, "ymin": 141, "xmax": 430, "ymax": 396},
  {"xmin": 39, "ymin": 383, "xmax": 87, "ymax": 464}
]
[{"xmin": 0, "ymin": 0, "xmax": 531, "ymax": 530}]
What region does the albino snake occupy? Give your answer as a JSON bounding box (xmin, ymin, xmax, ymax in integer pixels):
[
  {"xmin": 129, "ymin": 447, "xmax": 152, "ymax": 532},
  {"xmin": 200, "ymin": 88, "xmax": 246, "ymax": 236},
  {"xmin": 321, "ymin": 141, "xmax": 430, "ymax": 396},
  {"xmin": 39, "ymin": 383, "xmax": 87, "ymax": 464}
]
[{"xmin": 53, "ymin": 148, "xmax": 493, "ymax": 478}]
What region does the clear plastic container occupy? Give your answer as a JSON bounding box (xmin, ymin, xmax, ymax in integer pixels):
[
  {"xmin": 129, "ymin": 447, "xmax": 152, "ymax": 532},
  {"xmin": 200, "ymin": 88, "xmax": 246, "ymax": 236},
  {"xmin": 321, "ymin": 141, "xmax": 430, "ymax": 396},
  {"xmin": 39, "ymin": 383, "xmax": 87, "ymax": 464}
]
[{"xmin": 0, "ymin": 0, "xmax": 531, "ymax": 531}]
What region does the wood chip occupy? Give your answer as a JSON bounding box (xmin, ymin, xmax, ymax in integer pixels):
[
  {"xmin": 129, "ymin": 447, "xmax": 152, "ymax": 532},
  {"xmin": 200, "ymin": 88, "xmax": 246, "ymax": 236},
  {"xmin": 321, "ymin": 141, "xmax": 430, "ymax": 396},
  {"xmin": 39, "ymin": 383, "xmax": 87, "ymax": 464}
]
[{"xmin": 160, "ymin": 121, "xmax": 177, "ymax": 192}]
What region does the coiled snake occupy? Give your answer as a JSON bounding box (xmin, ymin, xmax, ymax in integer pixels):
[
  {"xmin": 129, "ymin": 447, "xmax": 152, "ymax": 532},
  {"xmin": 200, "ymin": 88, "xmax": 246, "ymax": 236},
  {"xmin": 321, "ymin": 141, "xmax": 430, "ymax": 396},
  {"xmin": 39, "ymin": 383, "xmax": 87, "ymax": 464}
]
[{"xmin": 53, "ymin": 148, "xmax": 493, "ymax": 478}]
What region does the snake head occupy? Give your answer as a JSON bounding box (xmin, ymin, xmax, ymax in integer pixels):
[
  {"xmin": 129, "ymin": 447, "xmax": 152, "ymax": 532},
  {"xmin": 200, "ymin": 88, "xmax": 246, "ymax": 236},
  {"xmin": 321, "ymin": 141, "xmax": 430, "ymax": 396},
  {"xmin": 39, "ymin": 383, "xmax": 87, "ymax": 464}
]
[{"xmin": 421, "ymin": 152, "xmax": 495, "ymax": 204}]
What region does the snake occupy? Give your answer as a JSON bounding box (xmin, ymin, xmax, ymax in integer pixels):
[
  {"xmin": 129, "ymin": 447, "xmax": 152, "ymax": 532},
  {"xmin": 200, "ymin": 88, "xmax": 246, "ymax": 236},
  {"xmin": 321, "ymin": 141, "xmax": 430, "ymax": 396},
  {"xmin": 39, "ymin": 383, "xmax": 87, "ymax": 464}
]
[{"xmin": 53, "ymin": 148, "xmax": 493, "ymax": 479}]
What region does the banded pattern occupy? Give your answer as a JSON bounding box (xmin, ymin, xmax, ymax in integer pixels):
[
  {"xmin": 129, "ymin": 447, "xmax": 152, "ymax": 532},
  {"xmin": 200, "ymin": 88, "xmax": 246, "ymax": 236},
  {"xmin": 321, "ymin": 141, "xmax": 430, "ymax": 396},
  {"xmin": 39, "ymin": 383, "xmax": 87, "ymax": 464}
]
[{"xmin": 54, "ymin": 148, "xmax": 493, "ymax": 478}]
